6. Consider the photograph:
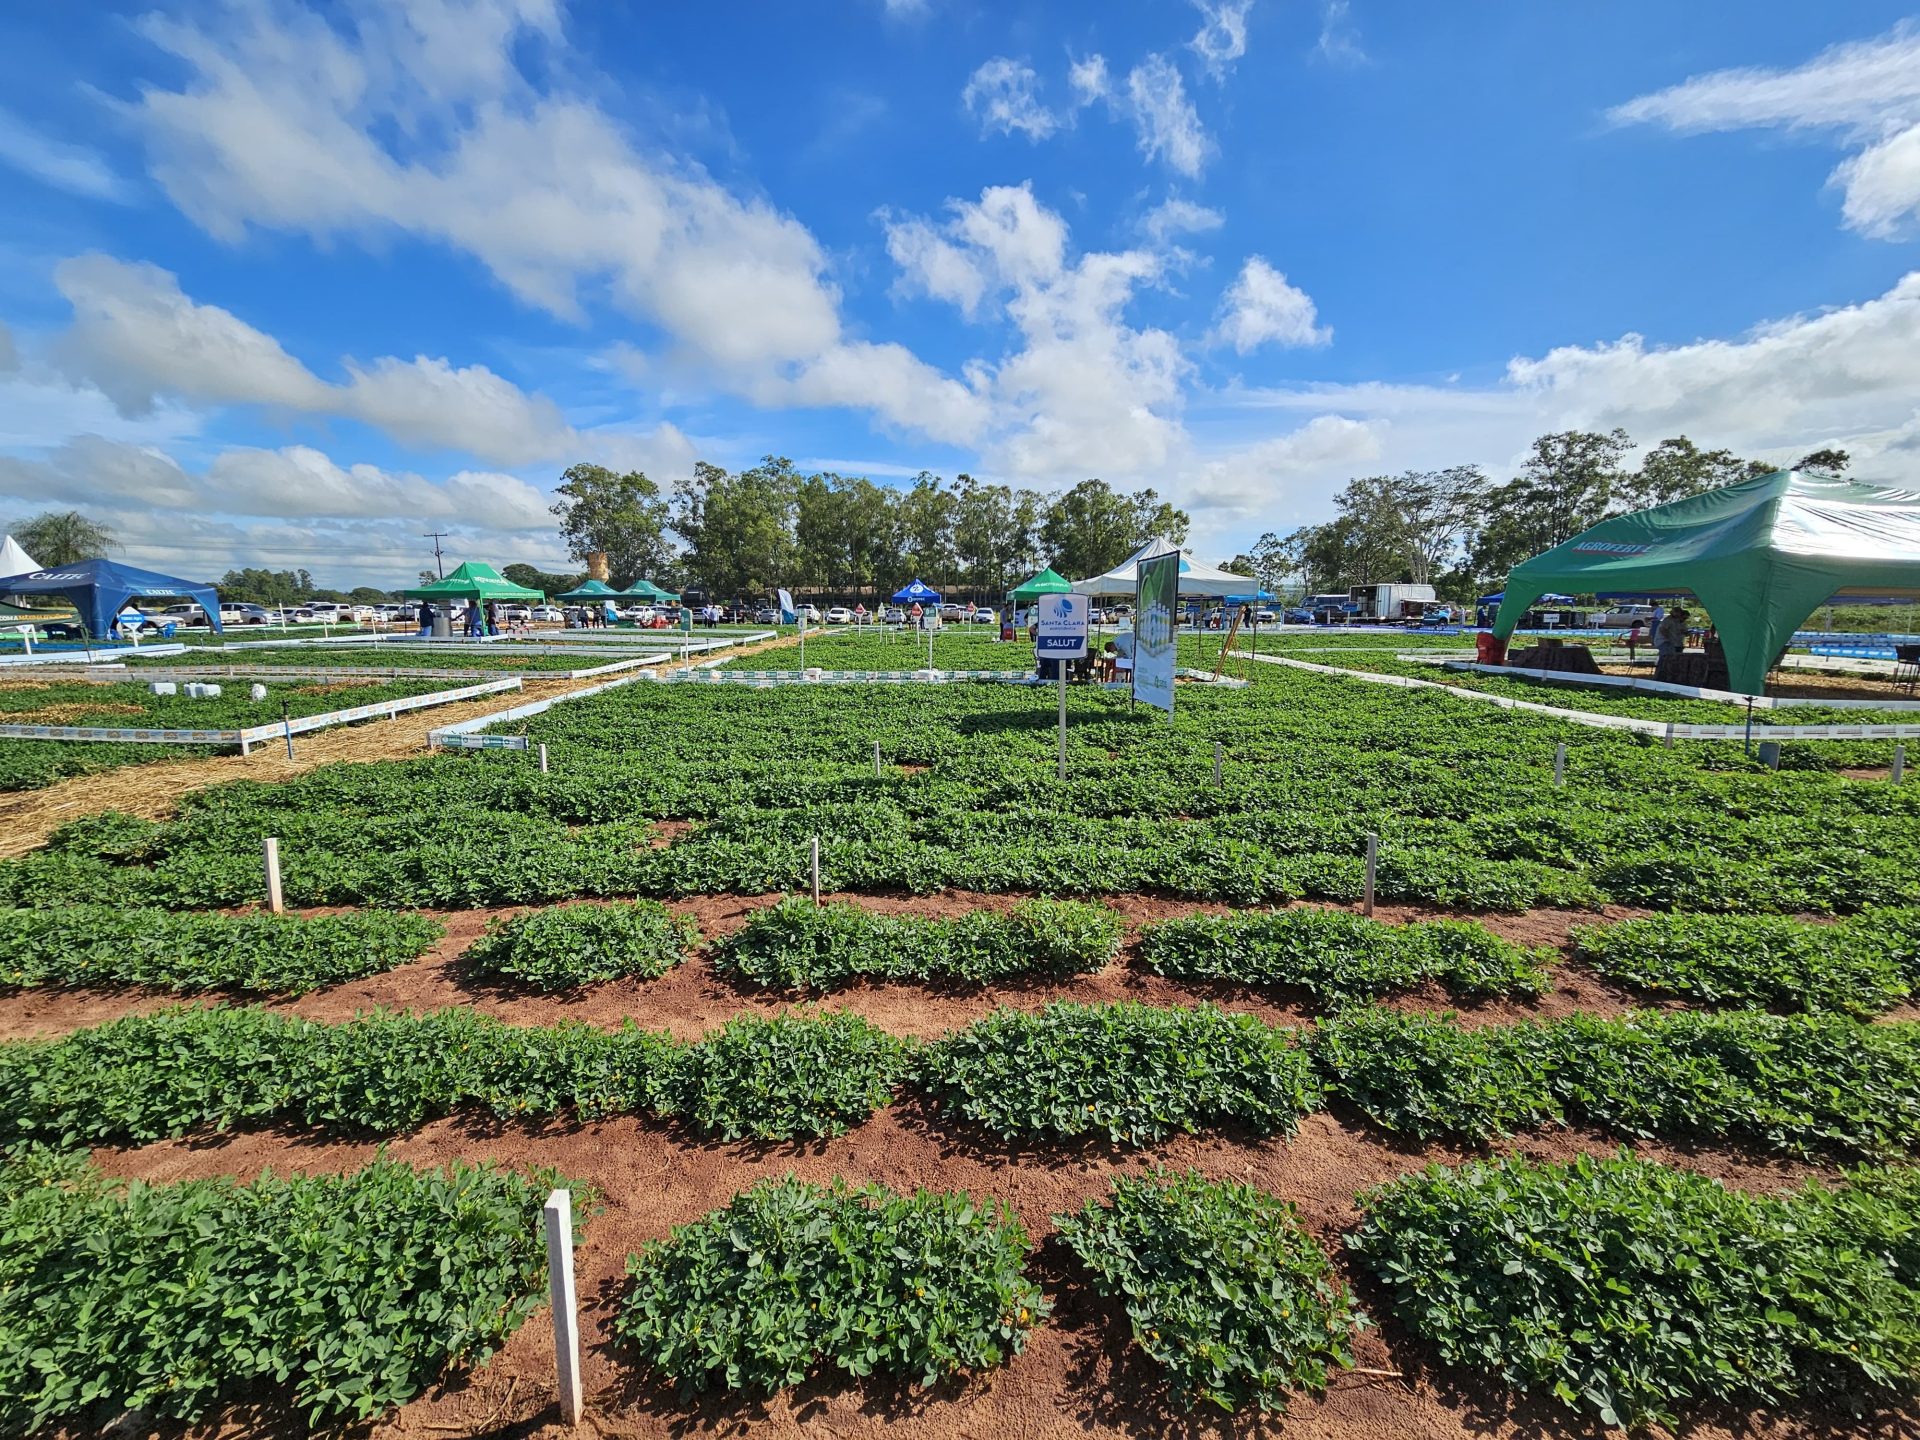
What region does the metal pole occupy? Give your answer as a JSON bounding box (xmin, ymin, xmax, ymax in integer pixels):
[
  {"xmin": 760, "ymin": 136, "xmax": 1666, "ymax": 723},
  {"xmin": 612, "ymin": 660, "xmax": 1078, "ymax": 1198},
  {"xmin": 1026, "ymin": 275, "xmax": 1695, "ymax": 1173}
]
[
  {"xmin": 1057, "ymin": 665, "xmax": 1067, "ymax": 781},
  {"xmin": 1895, "ymin": 743, "xmax": 1906, "ymax": 785},
  {"xmin": 281, "ymin": 701, "xmax": 294, "ymax": 760},
  {"xmin": 1743, "ymin": 697, "xmax": 1754, "ymax": 757},
  {"xmin": 873, "ymin": 739, "xmax": 882, "ymax": 778},
  {"xmin": 262, "ymin": 837, "xmax": 284, "ymax": 914},
  {"xmin": 810, "ymin": 836, "xmax": 821, "ymax": 906},
  {"xmin": 538, "ymin": 742, "xmax": 549, "ymax": 774},
  {"xmin": 1552, "ymin": 742, "xmax": 1566, "ymax": 788},
  {"xmin": 543, "ymin": 1188, "xmax": 583, "ymax": 1426},
  {"xmin": 1363, "ymin": 833, "xmax": 1378, "ymax": 916},
  {"xmin": 1664, "ymin": 720, "xmax": 1676, "ymax": 749}
]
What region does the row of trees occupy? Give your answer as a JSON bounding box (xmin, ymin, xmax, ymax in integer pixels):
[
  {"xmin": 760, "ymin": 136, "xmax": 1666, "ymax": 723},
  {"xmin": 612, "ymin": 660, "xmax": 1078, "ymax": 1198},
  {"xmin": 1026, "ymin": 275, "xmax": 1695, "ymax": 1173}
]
[
  {"xmin": 551, "ymin": 460, "xmax": 1189, "ymax": 601},
  {"xmin": 1256, "ymin": 434, "xmax": 1852, "ymax": 600}
]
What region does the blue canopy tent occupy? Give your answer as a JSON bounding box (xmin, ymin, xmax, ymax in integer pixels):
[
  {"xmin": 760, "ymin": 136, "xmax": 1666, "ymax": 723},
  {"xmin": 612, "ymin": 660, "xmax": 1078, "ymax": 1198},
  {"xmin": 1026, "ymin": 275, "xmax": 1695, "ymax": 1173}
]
[
  {"xmin": 0, "ymin": 557, "xmax": 223, "ymax": 638},
  {"xmin": 891, "ymin": 578, "xmax": 942, "ymax": 605}
]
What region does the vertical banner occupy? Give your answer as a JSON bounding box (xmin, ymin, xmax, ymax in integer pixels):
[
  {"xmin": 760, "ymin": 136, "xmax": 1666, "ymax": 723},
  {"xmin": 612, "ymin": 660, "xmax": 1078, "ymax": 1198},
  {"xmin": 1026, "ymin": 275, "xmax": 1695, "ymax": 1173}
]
[
  {"xmin": 777, "ymin": 587, "xmax": 797, "ymax": 624},
  {"xmin": 1133, "ymin": 548, "xmax": 1178, "ymax": 713}
]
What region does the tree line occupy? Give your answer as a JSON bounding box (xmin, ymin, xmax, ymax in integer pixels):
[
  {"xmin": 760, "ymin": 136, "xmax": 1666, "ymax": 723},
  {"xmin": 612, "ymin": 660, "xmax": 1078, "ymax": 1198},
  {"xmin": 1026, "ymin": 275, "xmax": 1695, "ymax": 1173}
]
[
  {"xmin": 551, "ymin": 459, "xmax": 1189, "ymax": 602},
  {"xmin": 1253, "ymin": 434, "xmax": 1851, "ymax": 600}
]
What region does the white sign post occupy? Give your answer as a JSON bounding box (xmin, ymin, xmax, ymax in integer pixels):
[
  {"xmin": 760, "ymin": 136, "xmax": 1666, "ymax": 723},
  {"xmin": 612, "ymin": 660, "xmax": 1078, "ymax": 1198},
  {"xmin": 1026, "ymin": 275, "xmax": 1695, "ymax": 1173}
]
[
  {"xmin": 1036, "ymin": 594, "xmax": 1090, "ymax": 781},
  {"xmin": 543, "ymin": 1188, "xmax": 583, "ymax": 1426}
]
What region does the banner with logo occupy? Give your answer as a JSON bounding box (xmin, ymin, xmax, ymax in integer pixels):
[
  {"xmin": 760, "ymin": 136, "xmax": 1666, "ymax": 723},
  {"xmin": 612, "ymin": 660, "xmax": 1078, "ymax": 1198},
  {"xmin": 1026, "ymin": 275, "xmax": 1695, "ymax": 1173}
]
[
  {"xmin": 777, "ymin": 587, "xmax": 796, "ymax": 624},
  {"xmin": 1133, "ymin": 548, "xmax": 1178, "ymax": 713}
]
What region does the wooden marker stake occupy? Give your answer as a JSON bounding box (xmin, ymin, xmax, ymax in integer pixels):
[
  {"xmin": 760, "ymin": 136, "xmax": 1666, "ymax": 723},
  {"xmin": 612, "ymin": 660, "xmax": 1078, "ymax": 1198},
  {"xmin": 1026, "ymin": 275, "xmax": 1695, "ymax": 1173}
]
[
  {"xmin": 262, "ymin": 837, "xmax": 284, "ymax": 914},
  {"xmin": 1363, "ymin": 833, "xmax": 1378, "ymax": 917},
  {"xmin": 543, "ymin": 1189, "xmax": 583, "ymax": 1426}
]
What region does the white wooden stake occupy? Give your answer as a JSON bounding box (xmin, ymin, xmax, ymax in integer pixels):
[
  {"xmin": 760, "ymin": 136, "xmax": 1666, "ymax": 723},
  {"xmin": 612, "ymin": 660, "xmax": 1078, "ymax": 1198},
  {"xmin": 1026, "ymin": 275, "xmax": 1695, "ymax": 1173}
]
[
  {"xmin": 1663, "ymin": 720, "xmax": 1675, "ymax": 749},
  {"xmin": 1213, "ymin": 740, "xmax": 1223, "ymax": 788},
  {"xmin": 810, "ymin": 836, "xmax": 821, "ymax": 906},
  {"xmin": 1894, "ymin": 744, "xmax": 1906, "ymax": 785},
  {"xmin": 538, "ymin": 742, "xmax": 550, "ymax": 774},
  {"xmin": 1363, "ymin": 833, "xmax": 1378, "ymax": 917},
  {"xmin": 873, "ymin": 739, "xmax": 882, "ymax": 777},
  {"xmin": 543, "ymin": 1188, "xmax": 583, "ymax": 1426},
  {"xmin": 1552, "ymin": 742, "xmax": 1566, "ymax": 788},
  {"xmin": 262, "ymin": 836, "xmax": 283, "ymax": 914}
]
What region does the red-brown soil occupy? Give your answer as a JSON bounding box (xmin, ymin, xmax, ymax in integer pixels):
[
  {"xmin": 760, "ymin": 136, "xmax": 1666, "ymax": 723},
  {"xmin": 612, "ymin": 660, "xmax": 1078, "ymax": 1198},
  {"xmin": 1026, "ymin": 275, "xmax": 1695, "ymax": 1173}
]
[{"xmin": 17, "ymin": 887, "xmax": 1918, "ymax": 1440}]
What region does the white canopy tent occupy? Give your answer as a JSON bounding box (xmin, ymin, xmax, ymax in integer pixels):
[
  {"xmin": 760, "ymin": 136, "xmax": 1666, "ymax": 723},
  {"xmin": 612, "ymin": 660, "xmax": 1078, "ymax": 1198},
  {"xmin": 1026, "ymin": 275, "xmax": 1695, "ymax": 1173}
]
[
  {"xmin": 1069, "ymin": 538, "xmax": 1261, "ymax": 599},
  {"xmin": 0, "ymin": 535, "xmax": 38, "ymax": 580}
]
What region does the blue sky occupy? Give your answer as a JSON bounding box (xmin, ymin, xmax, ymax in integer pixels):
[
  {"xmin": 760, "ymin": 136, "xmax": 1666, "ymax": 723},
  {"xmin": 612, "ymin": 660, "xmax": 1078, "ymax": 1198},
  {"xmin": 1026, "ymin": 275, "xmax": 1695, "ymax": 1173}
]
[{"xmin": 1, "ymin": 1, "xmax": 1919, "ymax": 585}]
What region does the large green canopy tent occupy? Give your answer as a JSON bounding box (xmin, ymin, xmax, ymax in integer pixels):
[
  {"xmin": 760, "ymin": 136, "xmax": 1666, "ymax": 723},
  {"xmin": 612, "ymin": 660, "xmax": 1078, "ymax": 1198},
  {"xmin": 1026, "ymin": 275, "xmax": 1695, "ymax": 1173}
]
[
  {"xmin": 616, "ymin": 579, "xmax": 681, "ymax": 603},
  {"xmin": 554, "ymin": 579, "xmax": 620, "ymax": 602},
  {"xmin": 1010, "ymin": 567, "xmax": 1073, "ymax": 603},
  {"xmin": 1491, "ymin": 469, "xmax": 1920, "ymax": 696},
  {"xmin": 403, "ymin": 561, "xmax": 544, "ymax": 603}
]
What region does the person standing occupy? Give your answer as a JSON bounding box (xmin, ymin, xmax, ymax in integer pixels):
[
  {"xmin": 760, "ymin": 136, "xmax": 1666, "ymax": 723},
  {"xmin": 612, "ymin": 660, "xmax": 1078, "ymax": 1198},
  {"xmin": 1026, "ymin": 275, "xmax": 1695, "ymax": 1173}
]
[
  {"xmin": 418, "ymin": 601, "xmax": 435, "ymax": 637},
  {"xmin": 484, "ymin": 601, "xmax": 499, "ymax": 637},
  {"xmin": 1654, "ymin": 606, "xmax": 1690, "ymax": 673}
]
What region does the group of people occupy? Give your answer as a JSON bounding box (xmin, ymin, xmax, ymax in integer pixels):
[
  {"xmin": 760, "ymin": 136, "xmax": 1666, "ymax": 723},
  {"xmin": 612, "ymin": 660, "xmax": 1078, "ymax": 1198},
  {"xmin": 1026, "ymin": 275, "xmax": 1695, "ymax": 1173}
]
[
  {"xmin": 1625, "ymin": 604, "xmax": 1696, "ymax": 663},
  {"xmin": 416, "ymin": 600, "xmax": 515, "ymax": 638}
]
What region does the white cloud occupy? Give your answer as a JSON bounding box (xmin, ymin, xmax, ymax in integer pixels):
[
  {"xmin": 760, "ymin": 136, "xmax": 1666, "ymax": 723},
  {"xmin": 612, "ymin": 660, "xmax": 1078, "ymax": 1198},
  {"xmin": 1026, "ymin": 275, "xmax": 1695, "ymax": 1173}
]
[
  {"xmin": 961, "ymin": 57, "xmax": 1060, "ymax": 142},
  {"xmin": 885, "ymin": 183, "xmax": 1188, "ymax": 480},
  {"xmin": 1610, "ymin": 23, "xmax": 1920, "ymax": 238},
  {"xmin": 1124, "ymin": 56, "xmax": 1213, "ymax": 178},
  {"xmin": 121, "ymin": 0, "xmax": 976, "ymax": 445},
  {"xmin": 1188, "ymin": 0, "xmax": 1253, "ymax": 81},
  {"xmin": 49, "ymin": 254, "xmax": 581, "ymax": 466},
  {"xmin": 884, "ymin": 216, "xmax": 990, "ymax": 317},
  {"xmin": 1211, "ymin": 257, "xmax": 1331, "ymax": 352},
  {"xmin": 1142, "ymin": 196, "xmax": 1225, "ymax": 247},
  {"xmin": 0, "ymin": 107, "xmax": 128, "ymax": 202},
  {"xmin": 1068, "ymin": 53, "xmax": 1110, "ymax": 108},
  {"xmin": 1185, "ymin": 415, "xmax": 1383, "ymax": 513},
  {"xmin": 1315, "ymin": 0, "xmax": 1367, "ymax": 66}
]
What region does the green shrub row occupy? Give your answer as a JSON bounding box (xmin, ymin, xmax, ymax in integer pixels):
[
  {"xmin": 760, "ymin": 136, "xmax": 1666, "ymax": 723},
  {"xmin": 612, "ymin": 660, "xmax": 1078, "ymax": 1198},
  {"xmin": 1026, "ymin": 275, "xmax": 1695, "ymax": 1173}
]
[
  {"xmin": 1055, "ymin": 1169, "xmax": 1365, "ymax": 1413},
  {"xmin": 8, "ymin": 1002, "xmax": 1916, "ymax": 1159},
  {"xmin": 0, "ymin": 1005, "xmax": 902, "ymax": 1151},
  {"xmin": 616, "ymin": 1176, "xmax": 1046, "ymax": 1395},
  {"xmin": 914, "ymin": 1001, "xmax": 1323, "ymax": 1146},
  {"xmin": 1350, "ymin": 1152, "xmax": 1920, "ymax": 1429},
  {"xmin": 1139, "ymin": 907, "xmax": 1552, "ymax": 1005},
  {"xmin": 712, "ymin": 895, "xmax": 1123, "ymax": 990},
  {"xmin": 465, "ymin": 900, "xmax": 695, "ymax": 991},
  {"xmin": 0, "ymin": 1149, "xmax": 566, "ymax": 1433},
  {"xmin": 1572, "ymin": 907, "xmax": 1920, "ymax": 1015},
  {"xmin": 0, "ymin": 904, "xmax": 443, "ymax": 995},
  {"xmin": 1309, "ymin": 1006, "xmax": 1920, "ymax": 1157}
]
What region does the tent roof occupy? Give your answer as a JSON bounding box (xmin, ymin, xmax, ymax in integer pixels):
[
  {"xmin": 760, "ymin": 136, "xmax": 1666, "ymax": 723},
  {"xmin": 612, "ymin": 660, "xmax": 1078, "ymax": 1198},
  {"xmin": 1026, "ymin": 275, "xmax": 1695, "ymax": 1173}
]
[
  {"xmin": 892, "ymin": 578, "xmax": 941, "ymax": 603},
  {"xmin": 1492, "ymin": 469, "xmax": 1920, "ymax": 694},
  {"xmin": 404, "ymin": 561, "xmax": 544, "ymax": 601},
  {"xmin": 555, "ymin": 579, "xmax": 618, "ymax": 600},
  {"xmin": 615, "ymin": 579, "xmax": 681, "ymax": 602},
  {"xmin": 0, "ymin": 556, "xmax": 224, "ymax": 637},
  {"xmin": 1010, "ymin": 566, "xmax": 1073, "ymax": 602},
  {"xmin": 0, "ymin": 536, "xmax": 37, "ymax": 577},
  {"xmin": 1069, "ymin": 539, "xmax": 1256, "ymax": 598}
]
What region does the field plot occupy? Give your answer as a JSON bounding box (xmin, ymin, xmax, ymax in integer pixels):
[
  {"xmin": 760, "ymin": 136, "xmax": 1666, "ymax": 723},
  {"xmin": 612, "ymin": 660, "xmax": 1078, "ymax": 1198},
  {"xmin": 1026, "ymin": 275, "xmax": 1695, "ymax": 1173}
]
[
  {"xmin": 0, "ymin": 675, "xmax": 463, "ymax": 791},
  {"xmin": 1, "ymin": 642, "xmax": 1917, "ymax": 1439}
]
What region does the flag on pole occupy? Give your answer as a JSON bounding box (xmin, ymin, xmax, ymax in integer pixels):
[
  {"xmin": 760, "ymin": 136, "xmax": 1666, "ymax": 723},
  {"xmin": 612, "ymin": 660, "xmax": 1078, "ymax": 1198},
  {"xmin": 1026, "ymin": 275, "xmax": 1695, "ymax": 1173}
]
[{"xmin": 777, "ymin": 587, "xmax": 796, "ymax": 624}]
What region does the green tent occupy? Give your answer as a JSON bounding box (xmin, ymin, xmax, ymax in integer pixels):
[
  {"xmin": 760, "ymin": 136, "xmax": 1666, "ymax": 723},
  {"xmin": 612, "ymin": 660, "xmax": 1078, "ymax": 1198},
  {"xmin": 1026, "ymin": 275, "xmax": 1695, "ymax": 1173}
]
[
  {"xmin": 404, "ymin": 561, "xmax": 544, "ymax": 603},
  {"xmin": 616, "ymin": 579, "xmax": 681, "ymax": 604},
  {"xmin": 1009, "ymin": 567, "xmax": 1073, "ymax": 603},
  {"xmin": 555, "ymin": 579, "xmax": 620, "ymax": 602},
  {"xmin": 1492, "ymin": 469, "xmax": 1920, "ymax": 695}
]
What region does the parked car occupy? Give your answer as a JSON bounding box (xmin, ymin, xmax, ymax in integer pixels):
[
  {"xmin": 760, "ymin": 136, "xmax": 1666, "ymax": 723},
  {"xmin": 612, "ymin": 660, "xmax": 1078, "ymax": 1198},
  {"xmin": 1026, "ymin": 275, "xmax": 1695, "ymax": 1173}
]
[
  {"xmin": 751, "ymin": 607, "xmax": 779, "ymax": 624},
  {"xmin": 530, "ymin": 604, "xmax": 563, "ymax": 622},
  {"xmin": 824, "ymin": 606, "xmax": 853, "ymax": 624},
  {"xmin": 969, "ymin": 608, "xmax": 997, "ymax": 623},
  {"xmin": 881, "ymin": 607, "xmax": 907, "ymax": 624},
  {"xmin": 1282, "ymin": 607, "xmax": 1313, "ymax": 624},
  {"xmin": 1591, "ymin": 603, "xmax": 1658, "ymax": 629},
  {"xmin": 219, "ymin": 603, "xmax": 273, "ymax": 626},
  {"xmin": 498, "ymin": 604, "xmax": 532, "ymax": 622},
  {"xmin": 1253, "ymin": 609, "xmax": 1277, "ymax": 623},
  {"xmin": 160, "ymin": 602, "xmax": 213, "ymax": 626}
]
